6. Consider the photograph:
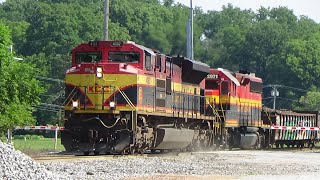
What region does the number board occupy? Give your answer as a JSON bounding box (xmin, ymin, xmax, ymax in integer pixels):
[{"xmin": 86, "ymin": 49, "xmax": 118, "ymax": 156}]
[{"xmin": 207, "ymin": 74, "xmax": 219, "ymax": 79}]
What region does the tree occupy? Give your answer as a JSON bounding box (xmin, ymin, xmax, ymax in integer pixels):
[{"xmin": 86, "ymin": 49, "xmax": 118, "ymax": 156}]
[
  {"xmin": 298, "ymin": 88, "xmax": 320, "ymax": 111},
  {"xmin": 285, "ymin": 32, "xmax": 320, "ymax": 88},
  {"xmin": 0, "ymin": 22, "xmax": 43, "ymax": 130},
  {"xmin": 197, "ymin": 4, "xmax": 255, "ymax": 70}
]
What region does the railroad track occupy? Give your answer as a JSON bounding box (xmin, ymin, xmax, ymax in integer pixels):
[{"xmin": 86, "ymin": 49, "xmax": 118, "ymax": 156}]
[
  {"xmin": 32, "ymin": 155, "xmax": 138, "ymax": 162},
  {"xmin": 32, "ymin": 151, "xmax": 192, "ymax": 162},
  {"xmin": 32, "ymin": 146, "xmax": 320, "ymax": 162}
]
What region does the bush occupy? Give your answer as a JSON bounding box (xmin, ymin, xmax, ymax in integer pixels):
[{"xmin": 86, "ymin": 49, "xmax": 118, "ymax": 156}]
[{"xmin": 14, "ymin": 135, "xmax": 44, "ymax": 140}]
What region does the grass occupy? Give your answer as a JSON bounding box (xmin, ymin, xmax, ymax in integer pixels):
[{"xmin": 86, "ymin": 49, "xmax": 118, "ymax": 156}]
[
  {"xmin": 13, "ymin": 138, "xmax": 65, "ymax": 152},
  {"xmin": 1, "ymin": 136, "xmax": 65, "ymax": 155}
]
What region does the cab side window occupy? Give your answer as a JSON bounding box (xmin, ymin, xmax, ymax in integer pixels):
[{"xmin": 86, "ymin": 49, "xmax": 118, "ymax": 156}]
[
  {"xmin": 221, "ymin": 81, "xmax": 230, "ymax": 95},
  {"xmin": 145, "ymin": 52, "xmax": 152, "ymax": 71}
]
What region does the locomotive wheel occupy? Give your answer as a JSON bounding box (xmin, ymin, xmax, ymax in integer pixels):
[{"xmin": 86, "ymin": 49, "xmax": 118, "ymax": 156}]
[
  {"xmin": 200, "ymin": 138, "xmax": 211, "ymax": 151},
  {"xmin": 275, "ymin": 142, "xmax": 280, "ymax": 149},
  {"xmin": 194, "ymin": 139, "xmax": 202, "ymax": 151},
  {"xmin": 129, "ymin": 146, "xmax": 137, "ymax": 155},
  {"xmin": 219, "ymin": 134, "xmax": 228, "ymax": 150},
  {"xmin": 138, "ymin": 148, "xmax": 145, "ymax": 155},
  {"xmin": 254, "ymin": 143, "xmax": 261, "ymax": 150},
  {"xmin": 83, "ymin": 151, "xmax": 90, "ymax": 156},
  {"xmin": 228, "ymin": 137, "xmax": 233, "ymax": 150},
  {"xmin": 94, "ymin": 151, "xmax": 100, "ymax": 155},
  {"xmin": 254, "ymin": 133, "xmax": 262, "ymax": 150},
  {"xmin": 228, "ymin": 133, "xmax": 233, "ymax": 151}
]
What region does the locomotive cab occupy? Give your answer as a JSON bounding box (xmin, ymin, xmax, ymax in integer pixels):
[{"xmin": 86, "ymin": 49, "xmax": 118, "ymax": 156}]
[{"xmin": 65, "ymin": 41, "xmax": 157, "ymax": 112}]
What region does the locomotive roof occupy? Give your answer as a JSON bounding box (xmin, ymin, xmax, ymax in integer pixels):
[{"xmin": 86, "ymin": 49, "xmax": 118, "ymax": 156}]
[
  {"xmin": 172, "ymin": 57, "xmax": 210, "ymax": 72},
  {"xmin": 172, "ymin": 57, "xmax": 210, "ymax": 84},
  {"xmin": 217, "ymin": 68, "xmax": 240, "ymax": 86},
  {"xmin": 126, "ymin": 41, "xmax": 156, "ymax": 56},
  {"xmin": 236, "ymin": 72, "xmax": 262, "ymax": 83}
]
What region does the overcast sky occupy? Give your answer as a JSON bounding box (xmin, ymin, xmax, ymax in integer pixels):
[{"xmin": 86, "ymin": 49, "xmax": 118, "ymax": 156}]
[
  {"xmin": 176, "ymin": 0, "xmax": 320, "ymax": 22},
  {"xmin": 0, "ymin": 0, "xmax": 319, "ymax": 22}
]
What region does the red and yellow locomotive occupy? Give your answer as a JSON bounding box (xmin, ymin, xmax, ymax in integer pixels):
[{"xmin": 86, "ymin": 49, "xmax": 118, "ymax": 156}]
[
  {"xmin": 205, "ymin": 69, "xmax": 266, "ymax": 149},
  {"xmin": 62, "ymin": 41, "xmax": 218, "ymax": 154}
]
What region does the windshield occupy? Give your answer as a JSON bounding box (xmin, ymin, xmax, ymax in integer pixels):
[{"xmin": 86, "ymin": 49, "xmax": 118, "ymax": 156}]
[
  {"xmin": 108, "ymin": 52, "xmax": 140, "ymax": 63},
  {"xmin": 205, "ymin": 80, "xmax": 219, "ymax": 90},
  {"xmin": 76, "ymin": 52, "xmax": 102, "ymax": 63}
]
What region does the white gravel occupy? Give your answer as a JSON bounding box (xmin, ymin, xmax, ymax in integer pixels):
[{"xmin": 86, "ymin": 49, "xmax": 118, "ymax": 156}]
[
  {"xmin": 2, "ymin": 140, "xmax": 320, "ymax": 180},
  {"xmin": 42, "ymin": 150, "xmax": 320, "ymax": 180},
  {"xmin": 0, "ymin": 141, "xmax": 68, "ymax": 180}
]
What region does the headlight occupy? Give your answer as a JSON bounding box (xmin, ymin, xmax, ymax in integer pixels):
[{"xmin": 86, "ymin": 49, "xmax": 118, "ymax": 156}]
[
  {"xmin": 96, "ymin": 67, "xmax": 103, "ymax": 78},
  {"xmin": 97, "ymin": 67, "xmax": 102, "ymax": 73},
  {"xmin": 72, "ymin": 100, "xmax": 79, "ymax": 108},
  {"xmin": 109, "ymin": 101, "xmax": 116, "ymax": 108},
  {"xmin": 97, "ymin": 72, "xmax": 103, "ymax": 78}
]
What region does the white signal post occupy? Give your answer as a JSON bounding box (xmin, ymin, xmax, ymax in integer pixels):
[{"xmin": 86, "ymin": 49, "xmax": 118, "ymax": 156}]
[
  {"xmin": 271, "ymin": 85, "xmax": 279, "ymax": 110},
  {"xmin": 54, "ymin": 124, "xmax": 59, "ymax": 150}
]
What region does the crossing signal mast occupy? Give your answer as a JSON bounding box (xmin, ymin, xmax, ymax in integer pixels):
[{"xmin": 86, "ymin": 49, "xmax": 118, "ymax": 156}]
[{"xmin": 271, "ymin": 85, "xmax": 279, "ymax": 110}]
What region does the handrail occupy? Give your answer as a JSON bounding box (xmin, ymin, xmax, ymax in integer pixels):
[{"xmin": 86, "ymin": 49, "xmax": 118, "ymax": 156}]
[
  {"xmin": 63, "ymin": 87, "xmax": 77, "ymax": 106},
  {"xmin": 115, "ymin": 86, "xmax": 136, "ymax": 111},
  {"xmin": 219, "ymin": 102, "xmax": 226, "ymax": 121},
  {"xmin": 205, "ymin": 98, "xmax": 221, "ymax": 121}
]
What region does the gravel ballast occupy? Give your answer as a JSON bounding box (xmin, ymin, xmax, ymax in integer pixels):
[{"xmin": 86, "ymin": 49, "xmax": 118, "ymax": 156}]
[
  {"xmin": 0, "ymin": 141, "xmax": 67, "ymax": 180},
  {"xmin": 1, "ymin": 140, "xmax": 320, "ymax": 180},
  {"xmin": 42, "ymin": 150, "xmax": 320, "ymax": 180}
]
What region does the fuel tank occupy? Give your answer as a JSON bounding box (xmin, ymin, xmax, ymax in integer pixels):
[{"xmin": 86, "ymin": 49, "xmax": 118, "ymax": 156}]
[
  {"xmin": 239, "ymin": 133, "xmax": 258, "ymax": 149},
  {"xmin": 154, "ymin": 127, "xmax": 194, "ymax": 150}
]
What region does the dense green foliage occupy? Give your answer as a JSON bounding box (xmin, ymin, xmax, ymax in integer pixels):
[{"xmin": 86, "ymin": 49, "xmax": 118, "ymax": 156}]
[
  {"xmin": 0, "ymin": 23, "xmax": 42, "ymax": 130},
  {"xmin": 1, "ymin": 0, "xmax": 320, "ymax": 127}
]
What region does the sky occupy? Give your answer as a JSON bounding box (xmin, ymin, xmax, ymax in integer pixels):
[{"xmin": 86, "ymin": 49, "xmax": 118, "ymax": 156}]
[
  {"xmin": 176, "ymin": 0, "xmax": 320, "ymax": 22},
  {"xmin": 0, "ymin": 0, "xmax": 319, "ymax": 22}
]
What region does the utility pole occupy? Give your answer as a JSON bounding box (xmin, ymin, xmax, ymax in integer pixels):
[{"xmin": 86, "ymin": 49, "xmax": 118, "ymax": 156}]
[
  {"xmin": 190, "ymin": 0, "xmax": 194, "ymax": 60},
  {"xmin": 103, "ymin": 0, "xmax": 110, "ymax": 41},
  {"xmin": 271, "ymin": 85, "xmax": 279, "ymax": 110},
  {"xmin": 186, "ymin": 0, "xmax": 194, "ymax": 60}
]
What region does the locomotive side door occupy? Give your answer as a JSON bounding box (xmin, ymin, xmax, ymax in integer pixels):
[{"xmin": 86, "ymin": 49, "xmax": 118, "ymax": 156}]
[
  {"xmin": 155, "ymin": 55, "xmax": 166, "ymax": 112},
  {"xmin": 220, "ymin": 80, "xmax": 230, "ymax": 107}
]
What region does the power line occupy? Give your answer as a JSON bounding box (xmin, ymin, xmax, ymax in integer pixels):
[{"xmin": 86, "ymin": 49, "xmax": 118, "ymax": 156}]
[
  {"xmin": 277, "ymin": 97, "xmax": 299, "ymax": 102},
  {"xmin": 262, "ymin": 97, "xmax": 274, "ymax": 100},
  {"xmin": 39, "ymin": 103, "xmax": 64, "ymax": 109},
  {"xmin": 35, "ymin": 107, "xmax": 61, "ymax": 113},
  {"xmin": 263, "ymin": 84, "xmax": 308, "ymax": 110},
  {"xmin": 263, "ymin": 84, "xmax": 308, "ymax": 92},
  {"xmin": 263, "ymin": 99, "xmax": 274, "ymax": 106},
  {"xmin": 36, "ymin": 76, "xmax": 65, "ymax": 83}
]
